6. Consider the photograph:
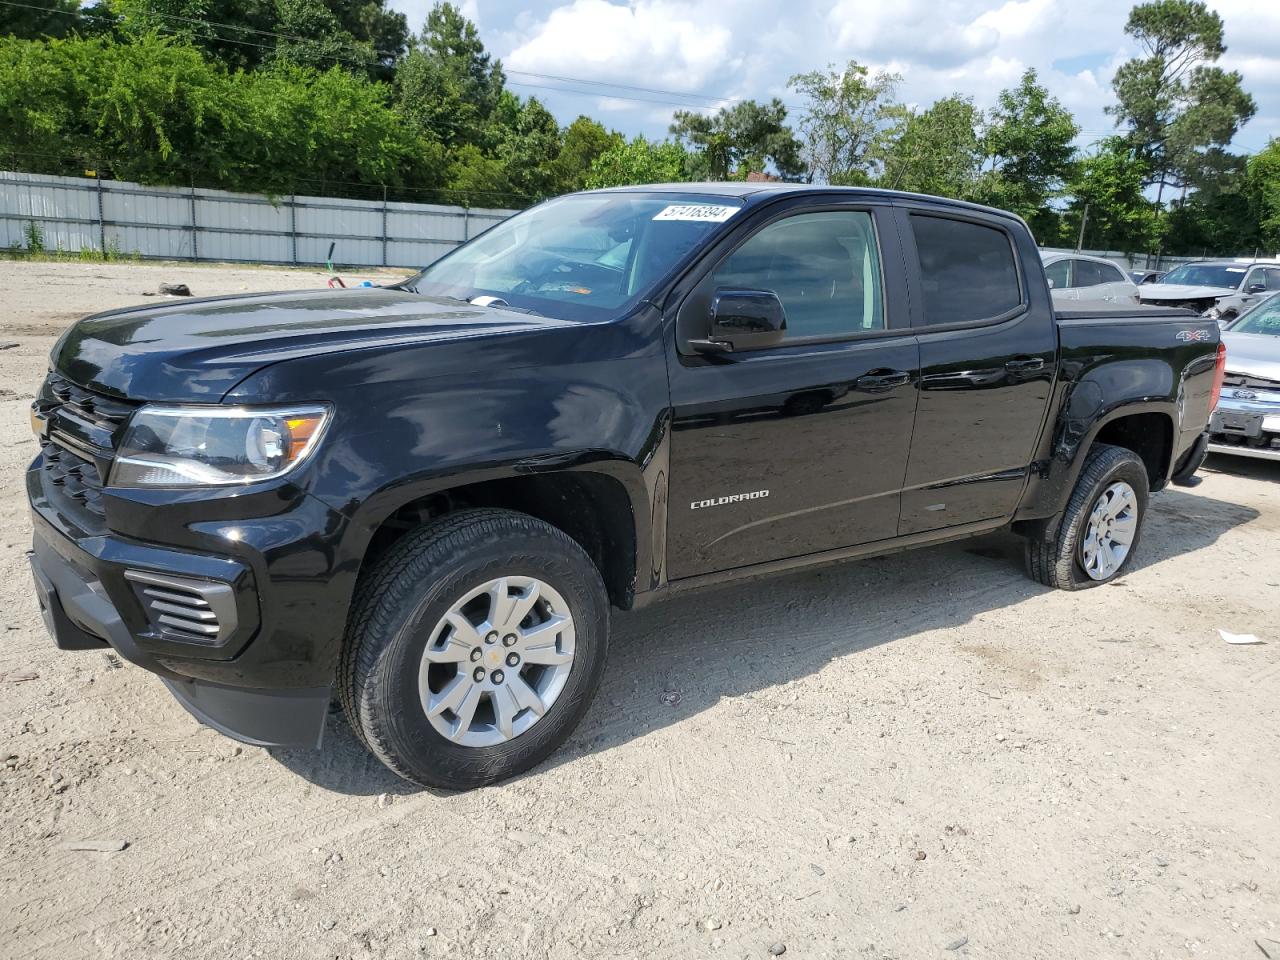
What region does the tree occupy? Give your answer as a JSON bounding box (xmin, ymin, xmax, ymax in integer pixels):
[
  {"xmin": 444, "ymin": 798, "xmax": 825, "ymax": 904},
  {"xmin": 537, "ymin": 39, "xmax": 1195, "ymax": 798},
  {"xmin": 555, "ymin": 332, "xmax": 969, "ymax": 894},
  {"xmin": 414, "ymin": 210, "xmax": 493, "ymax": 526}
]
[
  {"xmin": 395, "ymin": 2, "xmax": 505, "ymax": 150},
  {"xmin": 490, "ymin": 94, "xmax": 562, "ymax": 199},
  {"xmin": 669, "ymin": 99, "xmax": 803, "ymax": 180},
  {"xmin": 787, "ymin": 61, "xmax": 900, "ymax": 184},
  {"xmin": 1247, "ymin": 141, "xmax": 1280, "ymax": 254},
  {"xmin": 549, "ymin": 116, "xmax": 622, "ymax": 195},
  {"xmin": 270, "ymin": 0, "xmax": 375, "ymax": 74},
  {"xmin": 1, "ymin": 0, "xmax": 82, "ymax": 40},
  {"xmin": 110, "ymin": 0, "xmax": 405, "ymax": 77},
  {"xmin": 0, "ymin": 34, "xmax": 437, "ymax": 196},
  {"xmin": 1108, "ymin": 0, "xmax": 1256, "ymax": 203},
  {"xmin": 978, "ymin": 68, "xmax": 1079, "ymax": 231},
  {"xmin": 1063, "ymin": 139, "xmax": 1162, "ymax": 253},
  {"xmin": 878, "ymin": 95, "xmax": 981, "ymax": 199},
  {"xmin": 585, "ymin": 136, "xmax": 692, "ymax": 189}
]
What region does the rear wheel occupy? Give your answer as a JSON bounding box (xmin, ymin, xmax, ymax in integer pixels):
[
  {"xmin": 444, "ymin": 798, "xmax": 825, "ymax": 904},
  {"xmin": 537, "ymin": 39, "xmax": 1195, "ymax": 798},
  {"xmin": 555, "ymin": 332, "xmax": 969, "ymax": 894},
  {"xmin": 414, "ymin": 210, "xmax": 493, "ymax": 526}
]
[
  {"xmin": 1024, "ymin": 444, "xmax": 1149, "ymax": 590},
  {"xmin": 340, "ymin": 509, "xmax": 609, "ymax": 789}
]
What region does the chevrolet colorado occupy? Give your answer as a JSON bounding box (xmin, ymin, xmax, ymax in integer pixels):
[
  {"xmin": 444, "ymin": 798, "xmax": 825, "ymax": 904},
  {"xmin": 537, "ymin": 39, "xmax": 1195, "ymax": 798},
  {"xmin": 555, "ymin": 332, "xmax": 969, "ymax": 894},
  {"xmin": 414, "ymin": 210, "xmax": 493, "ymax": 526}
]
[{"xmin": 27, "ymin": 184, "xmax": 1225, "ymax": 789}]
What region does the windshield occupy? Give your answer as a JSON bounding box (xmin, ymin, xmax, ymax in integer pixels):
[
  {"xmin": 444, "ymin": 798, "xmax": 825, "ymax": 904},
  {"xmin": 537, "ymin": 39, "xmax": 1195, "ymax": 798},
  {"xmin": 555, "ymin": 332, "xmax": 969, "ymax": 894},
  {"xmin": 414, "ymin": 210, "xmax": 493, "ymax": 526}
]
[
  {"xmin": 1159, "ymin": 263, "xmax": 1247, "ymax": 289},
  {"xmin": 406, "ymin": 192, "xmax": 745, "ymax": 321},
  {"xmin": 1231, "ymin": 295, "xmax": 1280, "ymax": 336}
]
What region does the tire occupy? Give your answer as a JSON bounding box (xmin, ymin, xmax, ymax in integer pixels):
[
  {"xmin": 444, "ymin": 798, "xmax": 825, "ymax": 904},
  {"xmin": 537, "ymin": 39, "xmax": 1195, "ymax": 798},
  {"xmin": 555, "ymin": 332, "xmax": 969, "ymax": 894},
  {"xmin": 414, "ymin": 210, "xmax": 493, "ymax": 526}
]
[
  {"xmin": 1024, "ymin": 443, "xmax": 1150, "ymax": 591},
  {"xmin": 339, "ymin": 508, "xmax": 610, "ymax": 790}
]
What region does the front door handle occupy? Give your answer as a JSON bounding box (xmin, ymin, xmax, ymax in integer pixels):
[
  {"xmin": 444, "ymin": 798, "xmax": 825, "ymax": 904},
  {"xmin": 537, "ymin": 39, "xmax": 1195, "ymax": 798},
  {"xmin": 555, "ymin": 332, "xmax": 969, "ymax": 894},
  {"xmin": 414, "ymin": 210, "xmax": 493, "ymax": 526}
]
[
  {"xmin": 855, "ymin": 370, "xmax": 911, "ymax": 392},
  {"xmin": 1005, "ymin": 357, "xmax": 1045, "ymax": 373}
]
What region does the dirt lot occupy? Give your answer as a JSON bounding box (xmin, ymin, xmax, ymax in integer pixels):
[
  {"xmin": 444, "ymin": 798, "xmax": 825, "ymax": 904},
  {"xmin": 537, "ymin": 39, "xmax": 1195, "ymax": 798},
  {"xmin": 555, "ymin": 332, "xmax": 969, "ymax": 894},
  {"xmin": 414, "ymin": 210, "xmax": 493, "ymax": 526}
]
[{"xmin": 2, "ymin": 260, "xmax": 1279, "ymax": 960}]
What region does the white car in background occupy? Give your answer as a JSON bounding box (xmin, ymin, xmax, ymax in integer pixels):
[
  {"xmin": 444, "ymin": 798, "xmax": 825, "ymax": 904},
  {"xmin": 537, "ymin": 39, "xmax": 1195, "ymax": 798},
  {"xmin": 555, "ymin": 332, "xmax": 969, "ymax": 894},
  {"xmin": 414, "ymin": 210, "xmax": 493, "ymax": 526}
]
[
  {"xmin": 1040, "ymin": 252, "xmax": 1140, "ymax": 305},
  {"xmin": 1137, "ymin": 259, "xmax": 1280, "ymax": 317}
]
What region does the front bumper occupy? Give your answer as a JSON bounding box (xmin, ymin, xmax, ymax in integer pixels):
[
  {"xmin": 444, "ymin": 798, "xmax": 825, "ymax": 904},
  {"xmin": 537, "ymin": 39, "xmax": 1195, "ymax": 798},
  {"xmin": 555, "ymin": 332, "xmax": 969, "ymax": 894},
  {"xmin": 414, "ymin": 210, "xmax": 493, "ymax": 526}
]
[
  {"xmin": 27, "ymin": 460, "xmax": 340, "ymax": 749},
  {"xmin": 1208, "ymin": 393, "xmax": 1280, "ymax": 461}
]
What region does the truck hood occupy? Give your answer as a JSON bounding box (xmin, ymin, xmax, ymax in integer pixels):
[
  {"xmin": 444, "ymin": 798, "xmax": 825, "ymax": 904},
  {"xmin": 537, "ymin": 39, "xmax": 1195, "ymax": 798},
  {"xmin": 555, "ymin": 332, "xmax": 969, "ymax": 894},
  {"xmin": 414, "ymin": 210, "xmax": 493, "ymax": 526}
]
[
  {"xmin": 1138, "ymin": 283, "xmax": 1235, "ymax": 302},
  {"xmin": 52, "ymin": 287, "xmax": 576, "ymax": 402},
  {"xmin": 1221, "ymin": 331, "xmax": 1280, "ymax": 381}
]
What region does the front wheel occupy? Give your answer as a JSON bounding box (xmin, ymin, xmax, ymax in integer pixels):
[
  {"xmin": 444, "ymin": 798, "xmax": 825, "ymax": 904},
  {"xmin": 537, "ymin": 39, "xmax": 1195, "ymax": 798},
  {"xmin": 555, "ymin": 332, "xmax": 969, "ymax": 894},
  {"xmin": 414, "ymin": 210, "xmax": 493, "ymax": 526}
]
[
  {"xmin": 1024, "ymin": 443, "xmax": 1150, "ymax": 590},
  {"xmin": 339, "ymin": 509, "xmax": 610, "ymax": 789}
]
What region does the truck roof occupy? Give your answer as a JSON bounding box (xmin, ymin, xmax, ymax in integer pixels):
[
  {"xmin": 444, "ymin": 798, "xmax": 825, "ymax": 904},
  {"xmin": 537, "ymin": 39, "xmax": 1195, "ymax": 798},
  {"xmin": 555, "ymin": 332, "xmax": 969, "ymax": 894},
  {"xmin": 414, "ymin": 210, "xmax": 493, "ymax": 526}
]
[{"xmin": 589, "ymin": 181, "xmax": 1024, "ymax": 222}]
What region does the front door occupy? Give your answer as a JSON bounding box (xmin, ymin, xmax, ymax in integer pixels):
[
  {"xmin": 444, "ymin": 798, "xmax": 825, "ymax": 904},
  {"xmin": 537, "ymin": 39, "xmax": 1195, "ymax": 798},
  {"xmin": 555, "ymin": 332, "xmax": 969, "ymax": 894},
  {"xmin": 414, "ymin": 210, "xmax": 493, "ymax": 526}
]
[{"xmin": 665, "ymin": 203, "xmax": 919, "ymax": 580}]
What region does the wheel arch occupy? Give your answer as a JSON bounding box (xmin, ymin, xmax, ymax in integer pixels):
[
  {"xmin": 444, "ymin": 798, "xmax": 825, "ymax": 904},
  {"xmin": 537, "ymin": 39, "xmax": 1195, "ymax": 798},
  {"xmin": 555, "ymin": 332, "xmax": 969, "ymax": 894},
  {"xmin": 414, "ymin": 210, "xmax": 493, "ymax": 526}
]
[
  {"xmin": 343, "ymin": 463, "xmax": 647, "ymax": 614},
  {"xmin": 1014, "ymin": 398, "xmax": 1177, "ymax": 538}
]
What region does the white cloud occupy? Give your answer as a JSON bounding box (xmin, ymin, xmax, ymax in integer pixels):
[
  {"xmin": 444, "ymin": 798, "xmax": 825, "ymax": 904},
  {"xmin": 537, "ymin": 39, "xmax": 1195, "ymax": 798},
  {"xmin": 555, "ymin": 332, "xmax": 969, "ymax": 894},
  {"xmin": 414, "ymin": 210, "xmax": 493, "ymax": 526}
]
[
  {"xmin": 506, "ymin": 0, "xmax": 737, "ymax": 93},
  {"xmin": 393, "ymin": 0, "xmax": 1278, "ymax": 151}
]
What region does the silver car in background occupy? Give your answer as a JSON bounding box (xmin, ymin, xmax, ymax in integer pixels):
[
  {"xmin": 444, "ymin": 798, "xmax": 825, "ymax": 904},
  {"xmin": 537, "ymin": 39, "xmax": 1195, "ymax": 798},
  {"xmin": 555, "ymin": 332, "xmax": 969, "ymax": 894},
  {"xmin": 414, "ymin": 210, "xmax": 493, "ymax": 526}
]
[
  {"xmin": 1041, "ymin": 252, "xmax": 1140, "ymax": 305},
  {"xmin": 1139, "ymin": 259, "xmax": 1280, "ymax": 318},
  {"xmin": 1209, "ymin": 292, "xmax": 1280, "ymax": 462}
]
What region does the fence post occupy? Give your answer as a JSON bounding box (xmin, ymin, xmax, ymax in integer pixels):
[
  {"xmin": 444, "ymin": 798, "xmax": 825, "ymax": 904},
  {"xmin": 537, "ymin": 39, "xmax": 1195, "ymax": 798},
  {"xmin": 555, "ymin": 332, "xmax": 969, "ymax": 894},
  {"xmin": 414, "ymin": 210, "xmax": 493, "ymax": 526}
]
[
  {"xmin": 189, "ymin": 185, "xmax": 199, "ymax": 261},
  {"xmin": 463, "ymin": 206, "xmax": 470, "ymax": 242},
  {"xmin": 289, "ymin": 196, "xmax": 298, "ymax": 265},
  {"xmin": 95, "ymin": 175, "xmax": 106, "ymax": 255},
  {"xmin": 381, "ymin": 184, "xmax": 388, "ymax": 267}
]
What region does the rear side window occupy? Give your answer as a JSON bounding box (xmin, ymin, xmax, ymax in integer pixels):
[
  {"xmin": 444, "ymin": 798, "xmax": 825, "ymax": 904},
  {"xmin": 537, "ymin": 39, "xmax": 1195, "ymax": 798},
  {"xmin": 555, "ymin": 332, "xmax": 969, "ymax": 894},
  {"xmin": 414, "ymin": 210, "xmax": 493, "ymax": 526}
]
[
  {"xmin": 1103, "ymin": 262, "xmax": 1129, "ymax": 283},
  {"xmin": 910, "ymin": 215, "xmax": 1022, "ymax": 326},
  {"xmin": 1073, "ymin": 260, "xmax": 1105, "ymax": 287}
]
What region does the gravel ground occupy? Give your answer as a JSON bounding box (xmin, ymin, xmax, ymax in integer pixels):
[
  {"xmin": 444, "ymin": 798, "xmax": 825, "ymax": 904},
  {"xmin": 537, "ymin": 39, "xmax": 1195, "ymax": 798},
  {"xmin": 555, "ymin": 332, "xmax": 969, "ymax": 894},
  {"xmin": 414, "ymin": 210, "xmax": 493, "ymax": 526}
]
[{"xmin": 2, "ymin": 260, "xmax": 1279, "ymax": 960}]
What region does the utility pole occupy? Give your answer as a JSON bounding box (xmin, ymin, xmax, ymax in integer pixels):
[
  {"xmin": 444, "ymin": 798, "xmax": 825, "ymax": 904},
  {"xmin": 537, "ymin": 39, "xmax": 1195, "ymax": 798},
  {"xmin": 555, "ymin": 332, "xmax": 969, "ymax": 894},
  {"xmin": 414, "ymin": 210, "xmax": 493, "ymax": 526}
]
[{"xmin": 1075, "ymin": 203, "xmax": 1089, "ymax": 253}]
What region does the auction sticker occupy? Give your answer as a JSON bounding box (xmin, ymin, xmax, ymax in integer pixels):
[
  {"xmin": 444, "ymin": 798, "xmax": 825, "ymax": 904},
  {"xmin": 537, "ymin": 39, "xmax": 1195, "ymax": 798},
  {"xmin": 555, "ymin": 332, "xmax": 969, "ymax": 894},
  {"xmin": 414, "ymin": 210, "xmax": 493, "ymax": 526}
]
[{"xmin": 653, "ymin": 204, "xmax": 740, "ymax": 222}]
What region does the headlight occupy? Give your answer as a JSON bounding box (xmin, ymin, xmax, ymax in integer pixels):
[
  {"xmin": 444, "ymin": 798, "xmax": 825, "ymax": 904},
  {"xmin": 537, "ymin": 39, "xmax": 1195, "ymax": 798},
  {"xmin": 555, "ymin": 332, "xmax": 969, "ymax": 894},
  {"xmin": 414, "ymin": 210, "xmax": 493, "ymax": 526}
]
[{"xmin": 110, "ymin": 405, "xmax": 331, "ymax": 488}]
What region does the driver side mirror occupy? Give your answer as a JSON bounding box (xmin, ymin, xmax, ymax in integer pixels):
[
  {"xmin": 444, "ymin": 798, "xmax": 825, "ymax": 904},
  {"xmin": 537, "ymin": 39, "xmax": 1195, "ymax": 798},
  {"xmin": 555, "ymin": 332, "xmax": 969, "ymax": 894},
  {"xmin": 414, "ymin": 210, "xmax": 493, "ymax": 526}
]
[
  {"xmin": 1248, "ymin": 282, "xmax": 1267, "ymax": 294},
  {"xmin": 691, "ymin": 289, "xmax": 787, "ymax": 354}
]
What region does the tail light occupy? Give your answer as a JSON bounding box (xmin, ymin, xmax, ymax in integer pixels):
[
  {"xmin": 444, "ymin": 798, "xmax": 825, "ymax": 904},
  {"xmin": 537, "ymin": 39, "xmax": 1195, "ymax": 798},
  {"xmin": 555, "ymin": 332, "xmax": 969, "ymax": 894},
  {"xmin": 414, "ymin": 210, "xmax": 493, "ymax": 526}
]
[{"xmin": 1209, "ymin": 341, "xmax": 1227, "ymax": 410}]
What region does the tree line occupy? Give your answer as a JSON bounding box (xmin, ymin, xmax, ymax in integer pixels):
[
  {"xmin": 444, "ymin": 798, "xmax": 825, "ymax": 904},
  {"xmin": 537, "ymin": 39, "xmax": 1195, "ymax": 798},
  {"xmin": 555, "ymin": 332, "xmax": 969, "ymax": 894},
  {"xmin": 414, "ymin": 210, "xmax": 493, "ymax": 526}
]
[{"xmin": 2, "ymin": 0, "xmax": 1277, "ymax": 255}]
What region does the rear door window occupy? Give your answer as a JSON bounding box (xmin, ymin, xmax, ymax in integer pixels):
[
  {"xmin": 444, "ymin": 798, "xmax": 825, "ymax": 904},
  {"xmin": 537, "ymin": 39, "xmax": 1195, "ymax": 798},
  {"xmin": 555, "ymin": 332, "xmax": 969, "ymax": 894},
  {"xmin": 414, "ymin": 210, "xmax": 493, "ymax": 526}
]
[
  {"xmin": 910, "ymin": 215, "xmax": 1022, "ymax": 326},
  {"xmin": 1072, "ymin": 260, "xmax": 1105, "ymax": 287},
  {"xmin": 1101, "ymin": 262, "xmax": 1129, "ymax": 283}
]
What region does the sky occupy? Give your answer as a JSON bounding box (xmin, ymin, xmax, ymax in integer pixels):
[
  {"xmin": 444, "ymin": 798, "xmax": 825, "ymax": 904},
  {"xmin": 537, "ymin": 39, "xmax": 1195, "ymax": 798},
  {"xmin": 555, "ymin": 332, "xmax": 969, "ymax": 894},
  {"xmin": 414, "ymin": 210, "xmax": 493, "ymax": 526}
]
[{"xmin": 386, "ymin": 0, "xmax": 1279, "ymax": 155}]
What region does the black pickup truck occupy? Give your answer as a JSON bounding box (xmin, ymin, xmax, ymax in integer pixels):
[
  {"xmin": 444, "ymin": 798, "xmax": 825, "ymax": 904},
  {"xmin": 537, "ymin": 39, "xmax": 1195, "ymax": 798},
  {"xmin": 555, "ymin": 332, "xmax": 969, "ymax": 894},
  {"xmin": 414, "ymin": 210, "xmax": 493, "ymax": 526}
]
[{"xmin": 27, "ymin": 183, "xmax": 1225, "ymax": 788}]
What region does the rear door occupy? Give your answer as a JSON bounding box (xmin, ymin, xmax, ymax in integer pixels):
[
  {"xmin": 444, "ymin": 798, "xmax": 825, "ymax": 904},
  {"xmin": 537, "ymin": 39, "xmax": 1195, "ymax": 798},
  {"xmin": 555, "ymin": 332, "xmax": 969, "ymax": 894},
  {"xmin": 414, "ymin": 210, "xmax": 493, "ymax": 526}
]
[
  {"xmin": 1095, "ymin": 260, "xmax": 1140, "ymax": 303},
  {"xmin": 893, "ymin": 206, "xmax": 1057, "ymax": 535},
  {"xmin": 665, "ymin": 199, "xmax": 919, "ymax": 580},
  {"xmin": 1070, "ymin": 259, "xmax": 1110, "ymax": 302}
]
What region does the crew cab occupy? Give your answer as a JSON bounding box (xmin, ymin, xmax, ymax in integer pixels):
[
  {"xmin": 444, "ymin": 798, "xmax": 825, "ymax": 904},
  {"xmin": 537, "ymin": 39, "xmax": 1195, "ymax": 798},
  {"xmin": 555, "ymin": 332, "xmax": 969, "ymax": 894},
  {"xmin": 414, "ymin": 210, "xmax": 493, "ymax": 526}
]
[{"xmin": 27, "ymin": 184, "xmax": 1225, "ymax": 789}]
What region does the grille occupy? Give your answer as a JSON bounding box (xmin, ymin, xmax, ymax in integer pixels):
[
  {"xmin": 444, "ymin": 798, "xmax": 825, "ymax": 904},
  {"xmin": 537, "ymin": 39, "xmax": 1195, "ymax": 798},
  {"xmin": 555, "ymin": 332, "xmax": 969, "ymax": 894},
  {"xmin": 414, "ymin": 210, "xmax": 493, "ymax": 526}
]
[
  {"xmin": 39, "ymin": 440, "xmax": 107, "ymax": 515},
  {"xmin": 124, "ymin": 569, "xmax": 238, "ymax": 647},
  {"xmin": 35, "ymin": 374, "xmax": 137, "ymax": 521}
]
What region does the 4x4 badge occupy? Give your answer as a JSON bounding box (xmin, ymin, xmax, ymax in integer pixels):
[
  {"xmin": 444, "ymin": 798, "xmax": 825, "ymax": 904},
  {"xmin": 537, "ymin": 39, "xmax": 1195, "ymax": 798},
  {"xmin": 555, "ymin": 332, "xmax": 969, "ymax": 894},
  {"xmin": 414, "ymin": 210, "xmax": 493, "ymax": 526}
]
[{"xmin": 1175, "ymin": 329, "xmax": 1212, "ymax": 342}]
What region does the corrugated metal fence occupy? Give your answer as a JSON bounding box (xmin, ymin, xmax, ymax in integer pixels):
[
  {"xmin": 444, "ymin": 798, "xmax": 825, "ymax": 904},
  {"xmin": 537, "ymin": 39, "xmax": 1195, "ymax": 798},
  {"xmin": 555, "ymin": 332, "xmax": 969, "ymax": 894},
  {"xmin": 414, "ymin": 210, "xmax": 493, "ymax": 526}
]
[
  {"xmin": 0, "ymin": 171, "xmax": 516, "ymax": 268},
  {"xmin": 1038, "ymin": 247, "xmax": 1218, "ymax": 274}
]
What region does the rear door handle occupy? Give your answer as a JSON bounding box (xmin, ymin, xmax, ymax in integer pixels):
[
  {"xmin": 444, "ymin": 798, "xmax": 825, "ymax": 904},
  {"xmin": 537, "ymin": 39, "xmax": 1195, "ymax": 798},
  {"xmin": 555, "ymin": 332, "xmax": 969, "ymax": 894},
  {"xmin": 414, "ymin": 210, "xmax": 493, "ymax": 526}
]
[
  {"xmin": 1005, "ymin": 357, "xmax": 1045, "ymax": 373},
  {"xmin": 855, "ymin": 370, "xmax": 911, "ymax": 392}
]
